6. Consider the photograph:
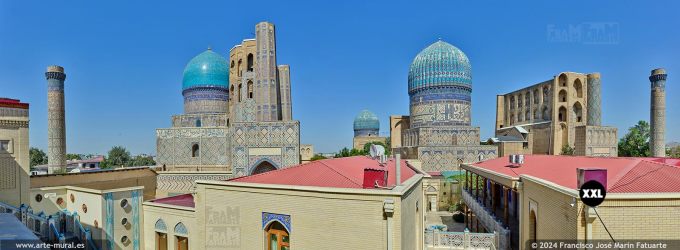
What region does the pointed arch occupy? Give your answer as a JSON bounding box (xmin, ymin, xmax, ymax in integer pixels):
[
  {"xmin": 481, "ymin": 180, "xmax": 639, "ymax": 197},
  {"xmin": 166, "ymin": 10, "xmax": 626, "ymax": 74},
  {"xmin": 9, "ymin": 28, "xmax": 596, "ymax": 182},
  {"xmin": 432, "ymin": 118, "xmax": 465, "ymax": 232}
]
[
  {"xmin": 155, "ymin": 219, "xmax": 167, "ymax": 232},
  {"xmin": 174, "ymin": 222, "xmax": 188, "ymax": 235}
]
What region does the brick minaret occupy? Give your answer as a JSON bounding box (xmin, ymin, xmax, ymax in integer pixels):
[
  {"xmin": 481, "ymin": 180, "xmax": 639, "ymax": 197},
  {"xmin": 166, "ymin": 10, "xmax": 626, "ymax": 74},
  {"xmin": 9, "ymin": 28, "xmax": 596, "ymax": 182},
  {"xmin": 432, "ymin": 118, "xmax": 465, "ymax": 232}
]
[
  {"xmin": 46, "ymin": 65, "xmax": 67, "ymax": 173},
  {"xmin": 649, "ymin": 68, "xmax": 667, "ymax": 157},
  {"xmin": 586, "ymin": 73, "xmax": 602, "ymax": 126},
  {"xmin": 255, "ymin": 21, "xmax": 279, "ymax": 121}
]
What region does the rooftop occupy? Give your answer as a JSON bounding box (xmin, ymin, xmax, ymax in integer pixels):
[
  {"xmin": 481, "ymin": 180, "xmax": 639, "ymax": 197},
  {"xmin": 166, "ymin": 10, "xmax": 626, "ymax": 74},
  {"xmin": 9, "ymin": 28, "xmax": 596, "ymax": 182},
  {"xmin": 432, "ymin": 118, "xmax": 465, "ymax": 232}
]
[
  {"xmin": 148, "ymin": 194, "xmax": 195, "ymax": 208},
  {"xmin": 468, "ymin": 155, "xmax": 680, "ymax": 193},
  {"xmin": 0, "ymin": 98, "xmax": 29, "ymax": 109},
  {"xmin": 229, "ymin": 156, "xmax": 418, "ymax": 189}
]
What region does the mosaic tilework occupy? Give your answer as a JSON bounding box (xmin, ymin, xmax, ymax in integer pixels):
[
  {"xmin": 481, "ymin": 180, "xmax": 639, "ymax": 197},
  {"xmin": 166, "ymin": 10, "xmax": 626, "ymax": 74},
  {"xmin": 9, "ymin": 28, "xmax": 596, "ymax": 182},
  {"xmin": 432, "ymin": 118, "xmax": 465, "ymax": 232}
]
[
  {"xmin": 156, "ymin": 173, "xmax": 233, "ymax": 192},
  {"xmin": 410, "ymin": 101, "xmax": 471, "ymax": 128},
  {"xmin": 416, "ymin": 146, "xmax": 498, "ymax": 172},
  {"xmin": 262, "ymin": 212, "xmax": 291, "ymax": 232}
]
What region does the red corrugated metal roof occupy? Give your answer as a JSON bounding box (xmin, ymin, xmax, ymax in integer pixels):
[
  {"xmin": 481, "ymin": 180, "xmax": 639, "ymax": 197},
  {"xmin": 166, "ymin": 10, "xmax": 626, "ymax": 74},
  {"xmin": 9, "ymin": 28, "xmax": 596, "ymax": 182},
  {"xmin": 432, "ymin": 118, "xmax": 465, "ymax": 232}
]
[
  {"xmin": 228, "ymin": 156, "xmax": 417, "ymax": 189},
  {"xmin": 0, "ymin": 98, "xmax": 28, "ymax": 109},
  {"xmin": 149, "ymin": 194, "xmax": 195, "ymax": 208},
  {"xmin": 471, "ymin": 155, "xmax": 680, "ymax": 193}
]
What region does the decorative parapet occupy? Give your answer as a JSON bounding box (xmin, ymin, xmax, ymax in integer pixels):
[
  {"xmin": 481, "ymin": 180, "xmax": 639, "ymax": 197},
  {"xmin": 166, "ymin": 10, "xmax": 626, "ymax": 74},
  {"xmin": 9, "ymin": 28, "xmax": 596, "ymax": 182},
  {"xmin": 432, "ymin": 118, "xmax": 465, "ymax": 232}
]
[
  {"xmin": 462, "ymin": 189, "xmax": 510, "ymax": 250},
  {"xmin": 424, "ymin": 229, "xmax": 497, "ymax": 249}
]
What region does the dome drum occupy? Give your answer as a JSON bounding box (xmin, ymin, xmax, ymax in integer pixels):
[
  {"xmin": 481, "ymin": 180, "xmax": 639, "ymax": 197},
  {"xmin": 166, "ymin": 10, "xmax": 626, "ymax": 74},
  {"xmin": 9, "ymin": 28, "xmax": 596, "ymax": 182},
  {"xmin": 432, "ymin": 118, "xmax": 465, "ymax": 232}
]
[{"xmin": 183, "ymin": 87, "xmax": 229, "ymax": 114}]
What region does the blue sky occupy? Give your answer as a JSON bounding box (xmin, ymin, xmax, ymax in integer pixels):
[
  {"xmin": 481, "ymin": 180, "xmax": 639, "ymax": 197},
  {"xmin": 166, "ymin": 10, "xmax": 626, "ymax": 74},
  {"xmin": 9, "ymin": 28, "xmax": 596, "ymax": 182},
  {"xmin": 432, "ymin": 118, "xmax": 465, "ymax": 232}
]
[{"xmin": 1, "ymin": 0, "xmax": 678, "ymax": 155}]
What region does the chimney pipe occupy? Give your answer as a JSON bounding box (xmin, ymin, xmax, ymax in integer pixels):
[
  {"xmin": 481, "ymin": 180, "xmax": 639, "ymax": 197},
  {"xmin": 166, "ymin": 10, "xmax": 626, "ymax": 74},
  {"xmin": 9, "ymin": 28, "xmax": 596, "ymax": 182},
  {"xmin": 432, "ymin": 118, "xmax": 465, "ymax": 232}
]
[{"xmin": 396, "ymin": 153, "xmax": 401, "ymax": 186}]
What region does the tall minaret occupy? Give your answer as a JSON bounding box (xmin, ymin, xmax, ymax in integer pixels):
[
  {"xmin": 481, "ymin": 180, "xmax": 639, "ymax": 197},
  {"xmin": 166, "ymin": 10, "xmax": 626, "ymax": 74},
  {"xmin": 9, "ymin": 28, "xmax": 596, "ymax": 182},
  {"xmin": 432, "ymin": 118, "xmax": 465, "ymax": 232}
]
[
  {"xmin": 586, "ymin": 73, "xmax": 602, "ymax": 126},
  {"xmin": 46, "ymin": 65, "xmax": 67, "ymax": 173},
  {"xmin": 255, "ymin": 21, "xmax": 280, "ymax": 121},
  {"xmin": 649, "ymin": 68, "xmax": 667, "ymax": 157},
  {"xmin": 277, "ymin": 65, "xmax": 292, "ymax": 121}
]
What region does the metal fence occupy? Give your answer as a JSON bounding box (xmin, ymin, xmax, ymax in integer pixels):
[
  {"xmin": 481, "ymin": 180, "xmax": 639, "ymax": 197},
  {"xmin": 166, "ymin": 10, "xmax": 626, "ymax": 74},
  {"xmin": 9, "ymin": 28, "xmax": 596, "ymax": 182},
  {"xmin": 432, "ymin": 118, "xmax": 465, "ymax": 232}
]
[{"xmin": 425, "ymin": 230, "xmax": 497, "ymax": 249}]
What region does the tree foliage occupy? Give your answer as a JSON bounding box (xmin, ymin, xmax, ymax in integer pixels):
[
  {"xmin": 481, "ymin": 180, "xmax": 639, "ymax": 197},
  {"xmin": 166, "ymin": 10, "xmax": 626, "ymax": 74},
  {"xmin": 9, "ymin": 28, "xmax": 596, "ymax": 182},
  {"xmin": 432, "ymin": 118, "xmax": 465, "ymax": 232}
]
[
  {"xmin": 104, "ymin": 146, "xmax": 131, "ymax": 168},
  {"xmin": 618, "ymin": 120, "xmax": 651, "ymax": 157},
  {"xmin": 66, "ymin": 153, "xmax": 82, "ymax": 161},
  {"xmin": 334, "ymin": 147, "xmax": 365, "ymax": 158},
  {"xmin": 29, "ymin": 147, "xmax": 47, "ymax": 167},
  {"xmin": 309, "ymin": 154, "xmax": 327, "ymax": 161},
  {"xmin": 129, "ymin": 155, "xmax": 156, "ymax": 167},
  {"xmin": 560, "ymin": 145, "xmax": 575, "ymax": 155}
]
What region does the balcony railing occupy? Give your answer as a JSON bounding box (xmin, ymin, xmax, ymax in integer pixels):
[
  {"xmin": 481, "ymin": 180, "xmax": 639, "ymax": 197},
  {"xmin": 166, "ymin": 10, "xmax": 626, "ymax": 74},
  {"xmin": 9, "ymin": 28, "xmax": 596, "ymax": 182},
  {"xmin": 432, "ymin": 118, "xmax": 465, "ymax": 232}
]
[
  {"xmin": 462, "ymin": 189, "xmax": 511, "ymax": 250},
  {"xmin": 424, "ymin": 229, "xmax": 497, "ymax": 250},
  {"xmin": 0, "ymin": 201, "xmax": 99, "ymax": 250}
]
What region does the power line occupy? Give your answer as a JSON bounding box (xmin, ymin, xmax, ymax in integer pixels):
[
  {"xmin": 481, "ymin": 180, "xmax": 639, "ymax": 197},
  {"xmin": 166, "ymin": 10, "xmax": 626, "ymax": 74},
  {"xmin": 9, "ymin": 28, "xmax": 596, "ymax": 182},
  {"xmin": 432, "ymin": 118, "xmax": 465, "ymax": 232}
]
[{"xmin": 593, "ymin": 207, "xmax": 620, "ymax": 250}]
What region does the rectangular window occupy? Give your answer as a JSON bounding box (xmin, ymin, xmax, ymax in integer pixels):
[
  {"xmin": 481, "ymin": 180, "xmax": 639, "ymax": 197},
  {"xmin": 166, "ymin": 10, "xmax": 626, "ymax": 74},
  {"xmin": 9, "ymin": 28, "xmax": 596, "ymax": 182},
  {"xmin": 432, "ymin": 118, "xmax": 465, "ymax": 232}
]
[
  {"xmin": 176, "ymin": 236, "xmax": 188, "ymax": 250},
  {"xmin": 155, "ymin": 232, "xmax": 167, "ymax": 250},
  {"xmin": 0, "ymin": 140, "xmax": 9, "ymax": 152}
]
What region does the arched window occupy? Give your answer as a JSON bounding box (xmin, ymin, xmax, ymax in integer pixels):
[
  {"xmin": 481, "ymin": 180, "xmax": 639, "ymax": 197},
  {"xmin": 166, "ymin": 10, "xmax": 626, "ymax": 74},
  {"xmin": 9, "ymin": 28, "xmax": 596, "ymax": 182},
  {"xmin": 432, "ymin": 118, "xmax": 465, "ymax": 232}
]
[
  {"xmin": 558, "ymin": 106, "xmax": 567, "ymax": 122},
  {"xmin": 247, "ymin": 53, "xmax": 254, "ymax": 72},
  {"xmin": 518, "ymin": 94, "xmax": 523, "ymax": 107},
  {"xmin": 525, "ymin": 110, "xmax": 530, "ymax": 121},
  {"xmin": 542, "ymin": 106, "xmax": 550, "ymax": 120},
  {"xmin": 510, "ymin": 96, "xmax": 515, "ymax": 109},
  {"xmin": 573, "ymin": 102, "xmax": 583, "ymax": 123},
  {"xmin": 230, "ymin": 60, "xmax": 235, "ymax": 69},
  {"xmin": 529, "ymin": 210, "xmax": 537, "ymax": 242},
  {"xmin": 191, "ymin": 144, "xmax": 199, "ymax": 158},
  {"xmin": 195, "ymin": 119, "xmax": 201, "ymax": 127},
  {"xmin": 510, "ymin": 114, "xmax": 515, "ymax": 125},
  {"xmin": 155, "ymin": 219, "xmax": 168, "ymax": 250},
  {"xmin": 533, "ymin": 109, "xmax": 538, "ymax": 120},
  {"xmin": 252, "ymin": 161, "xmax": 277, "ymax": 175},
  {"xmin": 238, "ymin": 83, "xmax": 242, "ymax": 102},
  {"xmin": 266, "ymin": 221, "xmax": 290, "ymax": 250},
  {"xmin": 574, "ymin": 79, "xmax": 583, "ymax": 98},
  {"xmin": 533, "ymin": 89, "xmax": 539, "ymax": 104},
  {"xmin": 558, "ymin": 90, "xmax": 567, "ymax": 102},
  {"xmin": 174, "ymin": 222, "xmax": 188, "ymax": 250},
  {"xmin": 543, "ymin": 86, "xmax": 550, "ymax": 103},
  {"xmin": 247, "ymin": 80, "xmax": 254, "ymax": 99},
  {"xmin": 558, "ymin": 73, "xmax": 567, "ymax": 87},
  {"xmin": 525, "ymin": 92, "xmax": 530, "ymax": 107},
  {"xmin": 230, "ymin": 85, "xmax": 234, "ymax": 100},
  {"xmin": 237, "ymin": 59, "xmax": 243, "ymax": 77}
]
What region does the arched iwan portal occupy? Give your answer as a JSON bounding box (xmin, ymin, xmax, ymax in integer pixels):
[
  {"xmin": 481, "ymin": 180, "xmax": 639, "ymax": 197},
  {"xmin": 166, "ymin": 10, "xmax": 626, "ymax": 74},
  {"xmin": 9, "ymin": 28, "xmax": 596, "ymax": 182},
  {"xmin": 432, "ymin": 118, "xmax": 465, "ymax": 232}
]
[{"xmin": 252, "ymin": 161, "xmax": 277, "ymax": 175}]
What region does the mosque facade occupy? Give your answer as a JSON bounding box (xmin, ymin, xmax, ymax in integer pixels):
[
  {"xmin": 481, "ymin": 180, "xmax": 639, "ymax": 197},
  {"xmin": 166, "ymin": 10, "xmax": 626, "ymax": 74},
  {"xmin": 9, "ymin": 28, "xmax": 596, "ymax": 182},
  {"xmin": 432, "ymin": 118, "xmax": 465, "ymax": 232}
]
[
  {"xmin": 156, "ymin": 21, "xmax": 300, "ymax": 178},
  {"xmin": 392, "ymin": 40, "xmax": 497, "ymax": 172}
]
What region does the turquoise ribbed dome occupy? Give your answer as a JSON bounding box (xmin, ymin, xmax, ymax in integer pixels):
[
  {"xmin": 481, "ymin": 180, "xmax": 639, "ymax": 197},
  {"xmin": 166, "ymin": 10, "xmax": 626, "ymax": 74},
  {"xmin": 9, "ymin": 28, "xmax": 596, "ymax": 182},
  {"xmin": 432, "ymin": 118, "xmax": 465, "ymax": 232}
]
[
  {"xmin": 408, "ymin": 40, "xmax": 471, "ymax": 94},
  {"xmin": 353, "ymin": 109, "xmax": 380, "ymax": 131},
  {"xmin": 182, "ymin": 49, "xmax": 229, "ymax": 90}
]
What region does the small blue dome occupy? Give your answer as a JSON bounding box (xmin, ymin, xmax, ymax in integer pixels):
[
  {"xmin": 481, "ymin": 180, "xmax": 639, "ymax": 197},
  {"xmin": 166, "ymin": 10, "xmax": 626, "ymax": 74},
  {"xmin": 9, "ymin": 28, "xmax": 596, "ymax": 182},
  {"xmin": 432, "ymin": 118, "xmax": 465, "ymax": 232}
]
[
  {"xmin": 353, "ymin": 110, "xmax": 380, "ymax": 131},
  {"xmin": 182, "ymin": 49, "xmax": 229, "ymax": 90},
  {"xmin": 408, "ymin": 40, "xmax": 471, "ymax": 94}
]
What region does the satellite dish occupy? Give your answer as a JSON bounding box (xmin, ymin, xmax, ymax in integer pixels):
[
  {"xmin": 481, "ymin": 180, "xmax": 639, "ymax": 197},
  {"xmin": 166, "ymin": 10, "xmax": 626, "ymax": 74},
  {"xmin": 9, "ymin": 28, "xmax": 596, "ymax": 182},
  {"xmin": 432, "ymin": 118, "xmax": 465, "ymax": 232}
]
[{"xmin": 370, "ymin": 144, "xmax": 385, "ymax": 158}]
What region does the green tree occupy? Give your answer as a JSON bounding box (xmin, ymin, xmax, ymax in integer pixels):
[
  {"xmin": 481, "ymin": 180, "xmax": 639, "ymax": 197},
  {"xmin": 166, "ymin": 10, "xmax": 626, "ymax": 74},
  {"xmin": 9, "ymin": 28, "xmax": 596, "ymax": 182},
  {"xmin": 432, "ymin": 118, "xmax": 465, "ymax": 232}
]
[
  {"xmin": 334, "ymin": 147, "xmax": 366, "ymax": 158},
  {"xmin": 666, "ymin": 146, "xmax": 680, "ymax": 158},
  {"xmin": 309, "ymin": 154, "xmax": 327, "ymax": 161},
  {"xmin": 104, "ymin": 146, "xmax": 131, "ymax": 168},
  {"xmin": 618, "ymin": 120, "xmax": 651, "ymax": 157},
  {"xmin": 29, "ymin": 147, "xmax": 47, "ymax": 167},
  {"xmin": 129, "ymin": 155, "xmax": 156, "ymax": 167},
  {"xmin": 560, "ymin": 145, "xmax": 575, "ymax": 155},
  {"xmin": 66, "ymin": 153, "xmax": 82, "ymax": 161}
]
